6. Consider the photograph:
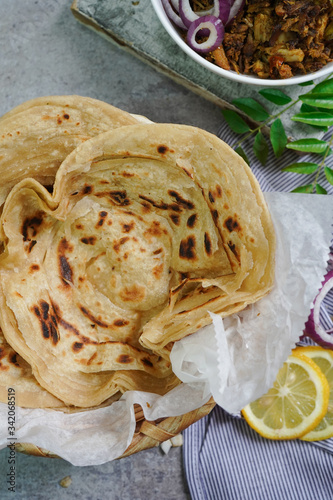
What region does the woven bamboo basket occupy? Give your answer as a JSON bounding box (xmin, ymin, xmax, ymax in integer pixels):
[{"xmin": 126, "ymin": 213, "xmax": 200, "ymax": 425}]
[{"xmin": 15, "ymin": 397, "xmax": 215, "ymax": 460}]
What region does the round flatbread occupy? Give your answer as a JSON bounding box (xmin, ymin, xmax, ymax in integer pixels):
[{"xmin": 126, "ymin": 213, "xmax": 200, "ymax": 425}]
[
  {"xmin": 0, "ymin": 95, "xmax": 140, "ymax": 206},
  {"xmin": 0, "ymin": 123, "xmax": 275, "ymax": 407}
]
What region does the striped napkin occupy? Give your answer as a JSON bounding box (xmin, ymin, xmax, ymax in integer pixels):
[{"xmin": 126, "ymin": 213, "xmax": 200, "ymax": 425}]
[{"xmin": 183, "ymin": 122, "xmax": 333, "ymax": 500}]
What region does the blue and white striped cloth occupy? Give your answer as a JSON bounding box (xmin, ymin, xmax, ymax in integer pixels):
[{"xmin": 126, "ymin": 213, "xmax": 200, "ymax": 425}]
[{"xmin": 183, "ymin": 122, "xmax": 333, "ymax": 500}]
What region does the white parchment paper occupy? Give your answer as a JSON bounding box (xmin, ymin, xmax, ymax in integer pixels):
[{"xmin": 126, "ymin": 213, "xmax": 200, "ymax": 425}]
[
  {"xmin": 171, "ymin": 192, "xmax": 333, "ymax": 413},
  {"xmin": 0, "ymin": 192, "xmax": 332, "ymax": 465}
]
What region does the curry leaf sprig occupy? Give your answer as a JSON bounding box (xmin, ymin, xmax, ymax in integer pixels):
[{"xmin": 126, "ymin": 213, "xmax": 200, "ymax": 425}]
[{"xmin": 221, "ymin": 75, "xmax": 333, "ymax": 194}]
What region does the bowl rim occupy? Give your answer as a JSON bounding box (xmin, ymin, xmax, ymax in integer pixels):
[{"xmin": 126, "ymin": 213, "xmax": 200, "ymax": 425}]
[{"xmin": 151, "ymin": 0, "xmax": 333, "ymax": 87}]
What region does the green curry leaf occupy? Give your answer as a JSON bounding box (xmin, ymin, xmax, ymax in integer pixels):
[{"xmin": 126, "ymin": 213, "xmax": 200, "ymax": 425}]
[
  {"xmin": 235, "ymin": 146, "xmax": 250, "ymax": 165},
  {"xmin": 291, "ymin": 112, "xmax": 333, "ymax": 127},
  {"xmin": 282, "ymin": 162, "xmax": 319, "ymax": 174},
  {"xmin": 232, "ymin": 98, "xmax": 270, "ymax": 122},
  {"xmin": 270, "ymin": 118, "xmax": 287, "ymax": 158},
  {"xmin": 286, "ymin": 139, "xmax": 329, "ymax": 154},
  {"xmin": 221, "ymin": 109, "xmax": 251, "ymax": 134},
  {"xmin": 253, "ymin": 132, "xmax": 269, "ymax": 165},
  {"xmin": 258, "ymin": 89, "xmax": 292, "ymax": 106}
]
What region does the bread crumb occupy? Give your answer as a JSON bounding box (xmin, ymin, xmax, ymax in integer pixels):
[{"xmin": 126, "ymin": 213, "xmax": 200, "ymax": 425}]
[{"xmin": 59, "ymin": 476, "xmax": 72, "ymax": 488}]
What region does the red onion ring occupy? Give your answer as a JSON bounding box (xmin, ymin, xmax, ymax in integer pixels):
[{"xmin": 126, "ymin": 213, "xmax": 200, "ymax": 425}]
[
  {"xmin": 304, "ymin": 270, "xmax": 333, "ymax": 348},
  {"xmin": 179, "ymin": 0, "xmax": 201, "ymax": 28},
  {"xmin": 178, "ymin": 0, "xmax": 231, "ymax": 27},
  {"xmin": 186, "ymin": 15, "xmax": 224, "ymax": 54},
  {"xmin": 162, "ymin": 0, "xmax": 245, "ymax": 57},
  {"xmin": 215, "ymin": 0, "xmax": 231, "ymax": 25},
  {"xmin": 161, "ymin": 0, "xmax": 187, "ymax": 29},
  {"xmin": 227, "ymin": 0, "xmax": 245, "ymax": 25}
]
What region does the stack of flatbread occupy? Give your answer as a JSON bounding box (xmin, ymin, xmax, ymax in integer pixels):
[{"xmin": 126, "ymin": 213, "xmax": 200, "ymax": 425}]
[{"xmin": 0, "ymin": 95, "xmax": 275, "ymax": 410}]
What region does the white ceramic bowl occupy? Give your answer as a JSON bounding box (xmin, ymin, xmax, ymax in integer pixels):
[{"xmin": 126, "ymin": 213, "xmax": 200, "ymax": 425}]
[{"xmin": 151, "ymin": 0, "xmax": 333, "ymax": 87}]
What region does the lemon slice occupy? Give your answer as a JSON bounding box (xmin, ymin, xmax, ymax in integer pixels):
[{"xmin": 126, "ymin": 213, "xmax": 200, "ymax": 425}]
[
  {"xmin": 242, "ymin": 353, "xmax": 329, "ymax": 440},
  {"xmin": 294, "ymin": 346, "xmax": 333, "ymax": 441}
]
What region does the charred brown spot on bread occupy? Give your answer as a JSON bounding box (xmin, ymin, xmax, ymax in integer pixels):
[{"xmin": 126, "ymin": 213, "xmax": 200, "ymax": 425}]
[
  {"xmin": 169, "ymin": 203, "xmax": 182, "ymax": 213},
  {"xmin": 122, "ymin": 222, "xmax": 135, "ymax": 233},
  {"xmin": 86, "ymin": 352, "xmax": 98, "ymax": 365},
  {"xmin": 63, "ymin": 113, "xmax": 70, "ymax": 120},
  {"xmin": 204, "ymin": 232, "xmax": 212, "ymax": 255},
  {"xmin": 72, "ymin": 342, "xmax": 84, "ymax": 352},
  {"xmin": 100, "ymin": 179, "xmax": 110, "ymax": 184},
  {"xmin": 181, "ymin": 167, "xmax": 193, "ymax": 178},
  {"xmin": 168, "ymin": 190, "xmax": 195, "ymax": 210},
  {"xmin": 32, "ymin": 300, "xmax": 60, "ymax": 345},
  {"xmin": 79, "ymin": 305, "xmax": 110, "ymax": 328},
  {"xmin": 187, "ymin": 214, "xmax": 197, "ymax": 228},
  {"xmin": 208, "ymin": 191, "xmax": 215, "ymax": 203},
  {"xmin": 117, "ymin": 354, "xmax": 133, "ymax": 364},
  {"xmin": 108, "ymin": 190, "xmax": 130, "ymax": 206},
  {"xmin": 121, "ymin": 171, "xmax": 135, "ymax": 178},
  {"xmin": 224, "ymin": 216, "xmax": 240, "ymax": 232},
  {"xmin": 76, "ymin": 224, "xmax": 84, "ymax": 230},
  {"xmin": 96, "ymin": 211, "xmax": 108, "ymax": 228},
  {"xmin": 228, "ymin": 241, "xmax": 238, "ymax": 258},
  {"xmin": 179, "ymin": 235, "xmax": 197, "ymax": 261},
  {"xmin": 40, "ymin": 300, "xmax": 50, "ymax": 320},
  {"xmin": 80, "ymin": 236, "xmax": 96, "ymax": 245},
  {"xmin": 211, "ymin": 209, "xmax": 219, "ymax": 222},
  {"xmin": 215, "ymin": 185, "xmax": 222, "ymax": 197},
  {"xmin": 142, "ymin": 358, "xmax": 154, "ymax": 368},
  {"xmin": 157, "ymin": 144, "xmax": 168, "ymax": 154},
  {"xmin": 139, "ymin": 194, "xmax": 169, "ymax": 210},
  {"xmin": 22, "ymin": 212, "xmax": 44, "ymax": 242},
  {"xmin": 82, "ymin": 184, "xmax": 93, "ymax": 195},
  {"xmin": 59, "ymin": 238, "xmax": 74, "ymax": 253},
  {"xmin": 59, "ymin": 258, "xmax": 73, "ymax": 285},
  {"xmin": 113, "ymin": 236, "xmax": 130, "ymax": 253},
  {"xmin": 141, "ymin": 201, "xmax": 152, "ymax": 213},
  {"xmin": 58, "ymin": 238, "xmax": 74, "ymax": 286},
  {"xmin": 113, "ymin": 319, "xmax": 129, "ymax": 327},
  {"xmin": 9, "ymin": 352, "xmax": 19, "ymax": 366},
  {"xmin": 153, "ymin": 263, "xmax": 164, "ymax": 279},
  {"xmin": 119, "ymin": 284, "xmax": 146, "ymax": 302},
  {"xmin": 153, "ymin": 248, "xmax": 163, "ymax": 255},
  {"xmin": 144, "ymin": 221, "xmax": 168, "ymax": 238},
  {"xmin": 28, "ymin": 240, "xmax": 37, "ymax": 253}
]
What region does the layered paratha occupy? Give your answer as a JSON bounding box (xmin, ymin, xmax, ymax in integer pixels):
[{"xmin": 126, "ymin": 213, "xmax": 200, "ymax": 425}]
[
  {"xmin": 0, "ymin": 124, "xmax": 275, "ymax": 408},
  {"xmin": 0, "ymin": 95, "xmax": 140, "ymax": 206}
]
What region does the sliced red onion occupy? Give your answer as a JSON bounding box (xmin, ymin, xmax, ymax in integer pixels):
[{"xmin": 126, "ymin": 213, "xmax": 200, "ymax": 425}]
[
  {"xmin": 179, "ymin": 0, "xmax": 201, "ymax": 28},
  {"xmin": 304, "ymin": 270, "xmax": 333, "ymax": 348},
  {"xmin": 170, "ymin": 0, "xmax": 179, "ymax": 9},
  {"xmin": 215, "ymin": 0, "xmax": 231, "ymax": 25},
  {"xmin": 226, "ymin": 0, "xmax": 245, "ymax": 25},
  {"xmin": 186, "ymin": 15, "xmax": 224, "ymax": 54},
  {"xmin": 161, "ymin": 0, "xmax": 187, "ymax": 29},
  {"xmin": 178, "ymin": 0, "xmax": 231, "ymax": 27}
]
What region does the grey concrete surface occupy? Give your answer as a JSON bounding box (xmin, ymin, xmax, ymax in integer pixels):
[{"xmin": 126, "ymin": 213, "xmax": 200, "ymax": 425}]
[
  {"xmin": 0, "ymin": 0, "xmax": 225, "ymax": 131},
  {"xmin": 0, "ymin": 0, "xmax": 227, "ymax": 498}
]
